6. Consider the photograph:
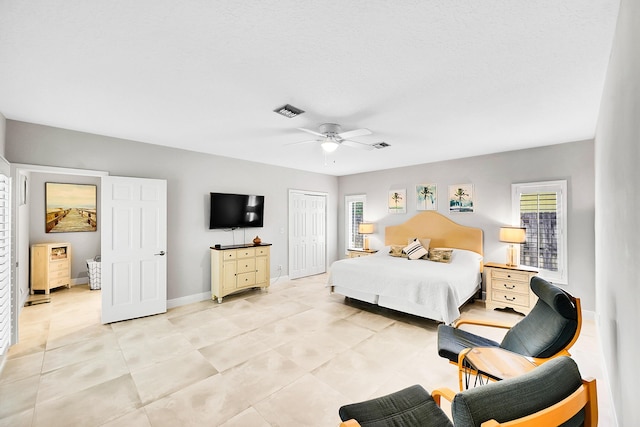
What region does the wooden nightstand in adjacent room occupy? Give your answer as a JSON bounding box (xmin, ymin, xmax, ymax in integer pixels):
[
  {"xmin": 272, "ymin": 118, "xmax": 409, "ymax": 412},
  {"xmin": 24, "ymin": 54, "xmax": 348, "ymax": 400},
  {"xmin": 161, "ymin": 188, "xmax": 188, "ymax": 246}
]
[
  {"xmin": 484, "ymin": 262, "xmax": 538, "ymax": 315},
  {"xmin": 347, "ymin": 249, "xmax": 378, "ymax": 258}
]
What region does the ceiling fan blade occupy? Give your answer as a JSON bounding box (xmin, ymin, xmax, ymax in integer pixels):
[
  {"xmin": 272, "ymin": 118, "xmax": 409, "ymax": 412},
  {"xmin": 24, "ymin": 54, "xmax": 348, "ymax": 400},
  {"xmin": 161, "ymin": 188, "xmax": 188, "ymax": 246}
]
[
  {"xmin": 337, "ymin": 128, "xmax": 372, "ymax": 139},
  {"xmin": 284, "ymin": 139, "xmax": 318, "ymax": 147},
  {"xmin": 341, "ymin": 139, "xmax": 375, "ymax": 151},
  {"xmin": 297, "ymin": 127, "xmax": 325, "ymax": 137}
]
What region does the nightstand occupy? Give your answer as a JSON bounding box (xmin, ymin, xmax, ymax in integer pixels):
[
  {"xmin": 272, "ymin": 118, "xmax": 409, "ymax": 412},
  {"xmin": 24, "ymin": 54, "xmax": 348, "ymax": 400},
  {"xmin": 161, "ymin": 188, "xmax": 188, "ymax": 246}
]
[
  {"xmin": 484, "ymin": 262, "xmax": 538, "ymax": 315},
  {"xmin": 347, "ymin": 249, "xmax": 378, "ymax": 258}
]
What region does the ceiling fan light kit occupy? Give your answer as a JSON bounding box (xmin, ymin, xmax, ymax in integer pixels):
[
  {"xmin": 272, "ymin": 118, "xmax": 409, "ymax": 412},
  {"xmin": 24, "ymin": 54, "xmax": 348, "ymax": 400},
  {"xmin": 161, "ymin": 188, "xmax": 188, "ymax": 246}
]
[{"xmin": 321, "ymin": 139, "xmax": 340, "ymax": 153}]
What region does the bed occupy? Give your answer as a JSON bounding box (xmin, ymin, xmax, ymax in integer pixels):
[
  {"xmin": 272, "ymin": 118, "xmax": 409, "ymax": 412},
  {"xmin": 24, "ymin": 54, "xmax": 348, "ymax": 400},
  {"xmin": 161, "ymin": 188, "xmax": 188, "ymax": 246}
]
[{"xmin": 328, "ymin": 211, "xmax": 483, "ymax": 324}]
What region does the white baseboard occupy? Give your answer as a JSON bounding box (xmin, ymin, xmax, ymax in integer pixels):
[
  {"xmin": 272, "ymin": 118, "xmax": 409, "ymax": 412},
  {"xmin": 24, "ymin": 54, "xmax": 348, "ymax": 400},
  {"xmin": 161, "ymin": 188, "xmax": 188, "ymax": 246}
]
[
  {"xmin": 166, "ymin": 276, "xmax": 288, "ymax": 309},
  {"xmin": 167, "ymin": 291, "xmax": 211, "ymax": 309}
]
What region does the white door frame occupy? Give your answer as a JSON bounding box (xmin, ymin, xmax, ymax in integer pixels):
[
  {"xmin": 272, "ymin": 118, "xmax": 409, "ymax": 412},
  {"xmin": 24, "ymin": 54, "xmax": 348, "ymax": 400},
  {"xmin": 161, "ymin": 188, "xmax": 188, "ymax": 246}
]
[
  {"xmin": 287, "ymin": 189, "xmax": 327, "ymax": 280},
  {"xmin": 10, "ymin": 164, "xmax": 108, "ymax": 346}
]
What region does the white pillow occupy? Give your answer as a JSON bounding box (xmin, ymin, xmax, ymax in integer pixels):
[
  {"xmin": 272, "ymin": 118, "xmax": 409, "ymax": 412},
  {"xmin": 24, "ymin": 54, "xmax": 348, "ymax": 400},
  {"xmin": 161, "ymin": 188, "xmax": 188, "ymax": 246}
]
[{"xmin": 403, "ymin": 239, "xmax": 428, "ymax": 260}]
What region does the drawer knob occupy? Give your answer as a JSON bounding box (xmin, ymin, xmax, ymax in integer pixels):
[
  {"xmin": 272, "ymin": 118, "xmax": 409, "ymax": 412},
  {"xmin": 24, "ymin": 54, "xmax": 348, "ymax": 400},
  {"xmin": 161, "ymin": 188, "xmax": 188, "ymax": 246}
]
[
  {"xmin": 503, "ymin": 284, "xmax": 515, "ymax": 289},
  {"xmin": 507, "ymin": 274, "xmax": 511, "ymax": 278},
  {"xmin": 504, "ymin": 296, "xmax": 516, "ymax": 301}
]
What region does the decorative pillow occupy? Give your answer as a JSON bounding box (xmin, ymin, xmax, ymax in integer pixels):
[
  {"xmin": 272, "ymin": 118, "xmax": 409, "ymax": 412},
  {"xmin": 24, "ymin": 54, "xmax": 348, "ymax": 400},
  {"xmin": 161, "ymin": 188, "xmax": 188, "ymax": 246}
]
[
  {"xmin": 407, "ymin": 237, "xmax": 431, "ymax": 259},
  {"xmin": 403, "ymin": 239, "xmax": 428, "ymax": 260},
  {"xmin": 429, "ymin": 248, "xmax": 453, "ymax": 263},
  {"xmin": 389, "ymin": 245, "xmax": 407, "ymax": 257}
]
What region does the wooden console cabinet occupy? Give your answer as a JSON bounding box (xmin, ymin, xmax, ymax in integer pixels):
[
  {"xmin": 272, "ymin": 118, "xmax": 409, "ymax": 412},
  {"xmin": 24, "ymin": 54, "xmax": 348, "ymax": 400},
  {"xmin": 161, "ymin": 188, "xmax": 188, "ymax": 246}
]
[
  {"xmin": 484, "ymin": 262, "xmax": 538, "ymax": 315},
  {"xmin": 210, "ymin": 244, "xmax": 271, "ymax": 303},
  {"xmin": 31, "ymin": 242, "xmax": 72, "ymax": 294}
]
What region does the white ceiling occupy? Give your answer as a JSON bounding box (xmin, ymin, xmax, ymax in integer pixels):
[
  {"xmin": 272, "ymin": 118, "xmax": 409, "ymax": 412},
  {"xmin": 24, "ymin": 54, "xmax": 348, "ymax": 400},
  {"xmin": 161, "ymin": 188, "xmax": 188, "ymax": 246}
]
[{"xmin": 0, "ymin": 1, "xmax": 619, "ymax": 176}]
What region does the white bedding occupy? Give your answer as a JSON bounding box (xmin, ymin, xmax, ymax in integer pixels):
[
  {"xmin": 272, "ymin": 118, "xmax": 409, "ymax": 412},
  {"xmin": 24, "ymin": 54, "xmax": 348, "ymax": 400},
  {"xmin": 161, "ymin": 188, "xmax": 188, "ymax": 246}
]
[{"xmin": 328, "ymin": 247, "xmax": 482, "ymax": 324}]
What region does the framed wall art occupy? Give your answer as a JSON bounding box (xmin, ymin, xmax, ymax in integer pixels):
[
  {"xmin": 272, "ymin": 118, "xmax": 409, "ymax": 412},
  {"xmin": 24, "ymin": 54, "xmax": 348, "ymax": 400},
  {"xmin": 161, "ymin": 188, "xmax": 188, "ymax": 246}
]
[
  {"xmin": 388, "ymin": 189, "xmax": 406, "ymax": 214},
  {"xmin": 416, "ymin": 184, "xmax": 437, "ymax": 211},
  {"xmin": 448, "ymin": 184, "xmax": 474, "ymax": 213},
  {"xmin": 45, "ymin": 182, "xmax": 97, "ymax": 233}
]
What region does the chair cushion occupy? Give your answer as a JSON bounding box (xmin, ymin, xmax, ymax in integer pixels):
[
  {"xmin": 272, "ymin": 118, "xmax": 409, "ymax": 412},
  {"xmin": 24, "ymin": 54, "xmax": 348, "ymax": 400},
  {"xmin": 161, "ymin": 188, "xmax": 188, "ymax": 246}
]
[
  {"xmin": 437, "ymin": 324, "xmax": 501, "ymax": 363},
  {"xmin": 338, "ymin": 384, "xmax": 453, "ymax": 427},
  {"xmin": 500, "ymin": 277, "xmax": 578, "ymax": 358},
  {"xmin": 451, "ymin": 356, "xmax": 585, "ymax": 427},
  {"xmin": 530, "ymin": 276, "xmax": 577, "ymax": 320}
]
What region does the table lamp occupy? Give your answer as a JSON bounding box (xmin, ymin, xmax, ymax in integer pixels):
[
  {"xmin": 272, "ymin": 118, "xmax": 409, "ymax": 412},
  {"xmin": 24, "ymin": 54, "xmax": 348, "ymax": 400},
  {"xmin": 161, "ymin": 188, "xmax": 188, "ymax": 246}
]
[
  {"xmin": 358, "ymin": 222, "xmax": 374, "ymax": 251},
  {"xmin": 499, "ymin": 226, "xmax": 526, "ymax": 267}
]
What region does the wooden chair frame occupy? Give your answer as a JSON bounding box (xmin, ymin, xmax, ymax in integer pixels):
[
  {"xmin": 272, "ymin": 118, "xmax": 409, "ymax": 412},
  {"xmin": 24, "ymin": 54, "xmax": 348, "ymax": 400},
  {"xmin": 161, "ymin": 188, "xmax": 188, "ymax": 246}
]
[
  {"xmin": 453, "ymin": 296, "xmax": 582, "ymax": 390},
  {"xmin": 340, "ymin": 375, "xmax": 597, "ymax": 427}
]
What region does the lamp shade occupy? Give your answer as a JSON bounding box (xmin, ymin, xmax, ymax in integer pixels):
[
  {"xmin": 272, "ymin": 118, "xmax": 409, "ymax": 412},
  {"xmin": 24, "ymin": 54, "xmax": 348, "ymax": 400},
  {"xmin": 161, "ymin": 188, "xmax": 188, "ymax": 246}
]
[
  {"xmin": 358, "ymin": 222, "xmax": 374, "ymax": 234},
  {"xmin": 499, "ymin": 227, "xmax": 526, "ymax": 244}
]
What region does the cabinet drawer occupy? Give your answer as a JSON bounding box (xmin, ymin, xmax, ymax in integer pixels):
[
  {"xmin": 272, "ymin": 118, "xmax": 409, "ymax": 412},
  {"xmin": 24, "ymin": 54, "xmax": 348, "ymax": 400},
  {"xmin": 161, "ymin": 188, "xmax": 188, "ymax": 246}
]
[
  {"xmin": 222, "ymin": 251, "xmax": 237, "ymax": 260},
  {"xmin": 237, "ymin": 248, "xmax": 256, "ymax": 259},
  {"xmin": 491, "ymin": 269, "xmax": 529, "ymax": 283},
  {"xmin": 49, "ymin": 261, "xmax": 69, "ymax": 272},
  {"xmin": 237, "ymin": 258, "xmax": 256, "ymax": 274},
  {"xmin": 491, "ymin": 279, "xmax": 529, "ymax": 294},
  {"xmin": 236, "ymin": 272, "xmax": 256, "ymax": 288},
  {"xmin": 255, "ymin": 247, "xmax": 269, "ymax": 256},
  {"xmin": 492, "ymin": 290, "xmax": 529, "ymax": 307},
  {"xmin": 49, "ymin": 268, "xmax": 69, "ymax": 280},
  {"xmin": 49, "ymin": 277, "xmax": 69, "ymax": 287}
]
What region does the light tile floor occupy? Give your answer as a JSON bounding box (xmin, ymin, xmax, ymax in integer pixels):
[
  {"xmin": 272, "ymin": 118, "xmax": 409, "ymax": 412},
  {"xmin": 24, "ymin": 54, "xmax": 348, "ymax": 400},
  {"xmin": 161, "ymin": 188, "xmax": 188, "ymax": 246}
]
[{"xmin": 0, "ymin": 275, "xmax": 614, "ymax": 426}]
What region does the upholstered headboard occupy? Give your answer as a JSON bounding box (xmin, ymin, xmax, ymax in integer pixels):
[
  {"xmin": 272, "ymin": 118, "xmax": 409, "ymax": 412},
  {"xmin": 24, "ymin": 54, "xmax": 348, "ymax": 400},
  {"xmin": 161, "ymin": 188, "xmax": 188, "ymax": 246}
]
[{"xmin": 385, "ymin": 211, "xmax": 483, "ymax": 256}]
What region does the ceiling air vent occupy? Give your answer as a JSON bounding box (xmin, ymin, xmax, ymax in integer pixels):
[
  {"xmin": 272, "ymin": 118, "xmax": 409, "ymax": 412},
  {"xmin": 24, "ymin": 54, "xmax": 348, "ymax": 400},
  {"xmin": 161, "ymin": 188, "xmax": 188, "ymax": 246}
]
[
  {"xmin": 274, "ymin": 104, "xmax": 305, "ymax": 118},
  {"xmin": 373, "ymin": 142, "xmax": 390, "ymax": 149}
]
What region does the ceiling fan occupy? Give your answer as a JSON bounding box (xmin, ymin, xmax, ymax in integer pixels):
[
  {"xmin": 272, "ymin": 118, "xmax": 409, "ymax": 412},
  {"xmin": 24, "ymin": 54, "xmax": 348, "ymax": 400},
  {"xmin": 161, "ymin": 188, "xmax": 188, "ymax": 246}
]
[{"xmin": 291, "ymin": 123, "xmax": 378, "ymax": 153}]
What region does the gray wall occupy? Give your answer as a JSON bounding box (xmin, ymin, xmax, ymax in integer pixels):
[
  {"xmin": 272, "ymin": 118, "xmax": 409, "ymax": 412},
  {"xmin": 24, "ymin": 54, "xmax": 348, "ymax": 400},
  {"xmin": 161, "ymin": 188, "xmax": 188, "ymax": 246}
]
[
  {"xmin": 6, "ymin": 120, "xmax": 339, "ymax": 301},
  {"xmin": 595, "ymin": 0, "xmax": 639, "ymax": 424},
  {"xmin": 28, "ymin": 173, "xmax": 101, "ymax": 283},
  {"xmin": 338, "ymin": 140, "xmax": 596, "ymax": 310}
]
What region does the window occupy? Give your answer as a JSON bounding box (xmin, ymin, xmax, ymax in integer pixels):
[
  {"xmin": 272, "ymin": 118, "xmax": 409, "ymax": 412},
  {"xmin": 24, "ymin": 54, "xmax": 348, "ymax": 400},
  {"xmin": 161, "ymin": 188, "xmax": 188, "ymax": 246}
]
[
  {"xmin": 345, "ymin": 194, "xmax": 366, "ymax": 253},
  {"xmin": 512, "ymin": 181, "xmax": 567, "ymax": 284}
]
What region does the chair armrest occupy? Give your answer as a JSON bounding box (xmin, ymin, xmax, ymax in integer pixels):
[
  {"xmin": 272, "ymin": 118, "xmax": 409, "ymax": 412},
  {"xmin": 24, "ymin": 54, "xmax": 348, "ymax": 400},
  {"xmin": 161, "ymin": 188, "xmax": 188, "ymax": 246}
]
[
  {"xmin": 339, "ymin": 420, "xmax": 361, "ymax": 427},
  {"xmin": 431, "ymin": 387, "xmax": 456, "ymax": 405},
  {"xmin": 454, "ymin": 318, "xmax": 514, "ymax": 330}
]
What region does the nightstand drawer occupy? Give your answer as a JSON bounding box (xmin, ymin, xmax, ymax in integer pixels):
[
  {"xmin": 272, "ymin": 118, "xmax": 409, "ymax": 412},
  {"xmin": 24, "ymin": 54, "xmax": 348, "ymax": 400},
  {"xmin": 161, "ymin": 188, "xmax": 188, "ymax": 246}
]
[
  {"xmin": 491, "ymin": 269, "xmax": 530, "ymax": 283},
  {"xmin": 491, "ymin": 279, "xmax": 529, "ymax": 294},
  {"xmin": 492, "ymin": 290, "xmax": 529, "ymax": 308}
]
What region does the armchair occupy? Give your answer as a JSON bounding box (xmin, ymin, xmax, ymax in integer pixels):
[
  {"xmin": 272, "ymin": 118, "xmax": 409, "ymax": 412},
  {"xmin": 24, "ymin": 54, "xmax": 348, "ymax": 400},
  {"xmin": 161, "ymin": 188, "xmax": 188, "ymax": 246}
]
[
  {"xmin": 338, "ymin": 356, "xmax": 597, "ymax": 427},
  {"xmin": 437, "ymin": 276, "xmax": 581, "ymax": 390}
]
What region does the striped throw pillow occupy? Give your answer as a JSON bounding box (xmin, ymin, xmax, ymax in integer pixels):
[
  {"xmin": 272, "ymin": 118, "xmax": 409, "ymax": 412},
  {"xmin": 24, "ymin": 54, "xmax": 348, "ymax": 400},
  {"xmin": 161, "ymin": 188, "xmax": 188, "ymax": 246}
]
[{"xmin": 403, "ymin": 239, "xmax": 428, "ymax": 260}]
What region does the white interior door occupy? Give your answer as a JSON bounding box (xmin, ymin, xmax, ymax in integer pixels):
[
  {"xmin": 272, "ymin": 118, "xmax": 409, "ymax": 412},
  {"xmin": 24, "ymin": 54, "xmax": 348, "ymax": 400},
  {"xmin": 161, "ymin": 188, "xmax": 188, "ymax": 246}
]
[
  {"xmin": 288, "ymin": 191, "xmax": 326, "ymax": 279},
  {"xmin": 101, "ymin": 176, "xmax": 167, "ymax": 324}
]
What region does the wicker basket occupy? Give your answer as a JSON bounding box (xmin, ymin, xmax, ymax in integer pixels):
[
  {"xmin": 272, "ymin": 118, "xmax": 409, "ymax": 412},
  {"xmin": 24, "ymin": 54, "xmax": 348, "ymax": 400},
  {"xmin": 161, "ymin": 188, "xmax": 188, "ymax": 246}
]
[{"xmin": 86, "ymin": 259, "xmax": 101, "ymax": 290}]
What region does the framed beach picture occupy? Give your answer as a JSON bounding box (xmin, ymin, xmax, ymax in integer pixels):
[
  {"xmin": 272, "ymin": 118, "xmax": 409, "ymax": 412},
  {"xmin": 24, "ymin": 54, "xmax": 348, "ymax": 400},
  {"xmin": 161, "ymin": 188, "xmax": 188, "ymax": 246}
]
[
  {"xmin": 45, "ymin": 182, "xmax": 97, "ymax": 233},
  {"xmin": 388, "ymin": 189, "xmax": 406, "ymax": 214},
  {"xmin": 448, "ymin": 184, "xmax": 474, "ymax": 213},
  {"xmin": 416, "ymin": 184, "xmax": 437, "ymax": 211}
]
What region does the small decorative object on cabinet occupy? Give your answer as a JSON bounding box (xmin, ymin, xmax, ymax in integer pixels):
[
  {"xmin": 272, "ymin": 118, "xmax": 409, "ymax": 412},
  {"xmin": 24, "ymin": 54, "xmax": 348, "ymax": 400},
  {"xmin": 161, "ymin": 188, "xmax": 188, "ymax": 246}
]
[
  {"xmin": 252, "ymin": 235, "xmax": 261, "ymax": 245},
  {"xmin": 484, "ymin": 262, "xmax": 538, "ymax": 315},
  {"xmin": 210, "ymin": 243, "xmax": 271, "ymax": 303},
  {"xmin": 31, "ymin": 242, "xmax": 72, "ymax": 294},
  {"xmin": 347, "ymin": 249, "xmax": 378, "ymax": 258}
]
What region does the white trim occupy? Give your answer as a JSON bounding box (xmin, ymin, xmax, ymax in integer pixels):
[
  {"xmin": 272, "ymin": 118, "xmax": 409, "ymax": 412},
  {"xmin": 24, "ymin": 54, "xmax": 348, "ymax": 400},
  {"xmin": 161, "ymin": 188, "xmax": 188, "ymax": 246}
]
[{"xmin": 167, "ymin": 291, "xmax": 211, "ymax": 309}]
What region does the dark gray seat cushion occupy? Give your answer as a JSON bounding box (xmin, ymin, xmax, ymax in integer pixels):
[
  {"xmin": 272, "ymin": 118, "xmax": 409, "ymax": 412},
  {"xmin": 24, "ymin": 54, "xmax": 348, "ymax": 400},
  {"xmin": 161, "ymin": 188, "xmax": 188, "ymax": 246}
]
[
  {"xmin": 338, "ymin": 384, "xmax": 453, "ymax": 427},
  {"xmin": 452, "ymin": 356, "xmax": 584, "ymax": 427},
  {"xmin": 437, "ymin": 324, "xmax": 501, "ymax": 363}
]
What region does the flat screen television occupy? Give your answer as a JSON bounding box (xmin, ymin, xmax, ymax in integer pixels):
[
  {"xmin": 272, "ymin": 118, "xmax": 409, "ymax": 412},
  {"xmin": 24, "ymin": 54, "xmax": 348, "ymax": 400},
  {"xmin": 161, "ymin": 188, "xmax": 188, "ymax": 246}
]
[{"xmin": 209, "ymin": 192, "xmax": 265, "ymax": 229}]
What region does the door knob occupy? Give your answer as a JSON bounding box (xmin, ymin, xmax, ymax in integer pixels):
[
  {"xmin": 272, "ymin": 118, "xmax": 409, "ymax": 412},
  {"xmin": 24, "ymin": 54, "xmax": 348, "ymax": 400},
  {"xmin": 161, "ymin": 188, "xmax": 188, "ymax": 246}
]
[{"xmin": 155, "ymin": 251, "xmax": 166, "ymax": 256}]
